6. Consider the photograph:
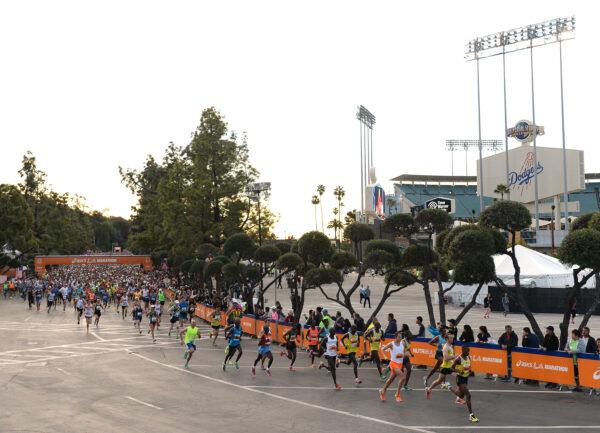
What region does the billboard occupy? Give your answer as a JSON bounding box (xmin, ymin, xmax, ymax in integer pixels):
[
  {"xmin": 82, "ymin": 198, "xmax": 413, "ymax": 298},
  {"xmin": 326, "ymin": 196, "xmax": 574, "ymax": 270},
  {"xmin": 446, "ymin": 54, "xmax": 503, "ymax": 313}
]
[
  {"xmin": 478, "ymin": 146, "xmax": 584, "ymax": 203},
  {"xmin": 367, "ymin": 184, "xmax": 386, "ymax": 218}
]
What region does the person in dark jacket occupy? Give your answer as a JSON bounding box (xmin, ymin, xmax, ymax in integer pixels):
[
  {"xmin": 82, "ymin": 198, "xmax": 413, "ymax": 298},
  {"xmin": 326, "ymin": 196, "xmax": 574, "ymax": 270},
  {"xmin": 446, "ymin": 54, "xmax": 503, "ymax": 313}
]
[
  {"xmin": 353, "ymin": 313, "xmax": 366, "ymax": 333},
  {"xmin": 415, "ymin": 316, "xmax": 425, "ymax": 338},
  {"xmin": 522, "ymin": 327, "xmax": 540, "ymax": 348},
  {"xmin": 541, "ymin": 326, "xmax": 560, "ymax": 388},
  {"xmin": 498, "ymin": 325, "xmax": 518, "ymax": 382},
  {"xmin": 521, "ymin": 327, "xmax": 540, "ymax": 385},
  {"xmin": 385, "ymin": 313, "xmax": 397, "ymax": 336},
  {"xmin": 459, "ymin": 324, "xmax": 475, "ymax": 343},
  {"xmin": 582, "ymin": 327, "xmax": 598, "ymax": 354}
]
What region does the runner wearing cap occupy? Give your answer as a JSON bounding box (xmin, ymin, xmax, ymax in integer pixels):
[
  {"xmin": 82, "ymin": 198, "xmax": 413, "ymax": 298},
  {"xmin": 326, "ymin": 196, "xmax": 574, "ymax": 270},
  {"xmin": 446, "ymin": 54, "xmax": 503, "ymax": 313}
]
[{"xmin": 180, "ymin": 319, "xmax": 200, "ymax": 369}]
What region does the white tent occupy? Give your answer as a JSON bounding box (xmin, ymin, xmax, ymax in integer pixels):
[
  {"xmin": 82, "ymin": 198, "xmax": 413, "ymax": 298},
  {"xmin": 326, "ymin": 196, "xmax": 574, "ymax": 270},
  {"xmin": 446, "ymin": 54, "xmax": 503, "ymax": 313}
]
[{"xmin": 443, "ymin": 245, "xmax": 594, "ymax": 306}]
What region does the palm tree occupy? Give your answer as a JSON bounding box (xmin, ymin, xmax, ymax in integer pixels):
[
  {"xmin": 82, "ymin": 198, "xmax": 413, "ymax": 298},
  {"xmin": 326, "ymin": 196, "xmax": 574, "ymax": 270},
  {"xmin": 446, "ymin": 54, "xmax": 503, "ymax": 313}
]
[
  {"xmin": 494, "ymin": 184, "xmax": 509, "ymax": 200},
  {"xmin": 311, "ymin": 195, "xmax": 320, "ymax": 230},
  {"xmin": 317, "ymin": 185, "xmax": 325, "ymax": 232},
  {"xmin": 386, "ymin": 197, "xmax": 397, "ymax": 215},
  {"xmin": 333, "ymin": 186, "xmax": 345, "ymax": 248}
]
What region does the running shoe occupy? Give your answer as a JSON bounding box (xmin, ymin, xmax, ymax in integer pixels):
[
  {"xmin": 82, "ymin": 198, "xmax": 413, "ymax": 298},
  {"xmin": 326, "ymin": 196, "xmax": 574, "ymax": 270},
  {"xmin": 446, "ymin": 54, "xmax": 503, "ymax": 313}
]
[
  {"xmin": 455, "ymin": 397, "xmax": 466, "ymax": 405},
  {"xmin": 395, "ymin": 392, "xmax": 403, "ymax": 402},
  {"xmin": 265, "ymin": 368, "xmax": 272, "ymax": 377},
  {"xmin": 235, "ymin": 362, "xmax": 239, "ymax": 370},
  {"xmin": 423, "ymin": 376, "xmax": 428, "ymax": 386},
  {"xmin": 280, "ymin": 350, "xmax": 286, "ymax": 357},
  {"xmin": 469, "ymin": 414, "xmax": 479, "ymax": 423},
  {"xmin": 184, "ymin": 364, "xmax": 189, "ymax": 369},
  {"xmin": 441, "ymin": 381, "xmax": 450, "ymax": 390},
  {"xmin": 379, "ymin": 389, "xmax": 386, "ymax": 401},
  {"xmin": 289, "ymin": 366, "xmax": 296, "ymax": 371},
  {"xmin": 335, "ymin": 384, "xmax": 342, "ymax": 391},
  {"xmin": 251, "ymin": 366, "xmax": 256, "ymax": 376},
  {"xmin": 355, "ymin": 378, "xmax": 362, "ymax": 385},
  {"xmin": 402, "ymin": 385, "xmax": 412, "ymax": 391},
  {"xmin": 318, "ymin": 362, "xmax": 324, "ymax": 370},
  {"xmin": 425, "ymin": 387, "xmax": 432, "ymax": 399},
  {"xmin": 222, "ymin": 363, "xmax": 226, "ymax": 371}
]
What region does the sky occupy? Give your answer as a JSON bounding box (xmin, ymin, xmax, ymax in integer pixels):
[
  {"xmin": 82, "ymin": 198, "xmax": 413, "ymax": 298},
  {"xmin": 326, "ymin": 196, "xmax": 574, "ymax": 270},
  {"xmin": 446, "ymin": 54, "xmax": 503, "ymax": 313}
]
[{"xmin": 1, "ymin": 1, "xmax": 598, "ymax": 238}]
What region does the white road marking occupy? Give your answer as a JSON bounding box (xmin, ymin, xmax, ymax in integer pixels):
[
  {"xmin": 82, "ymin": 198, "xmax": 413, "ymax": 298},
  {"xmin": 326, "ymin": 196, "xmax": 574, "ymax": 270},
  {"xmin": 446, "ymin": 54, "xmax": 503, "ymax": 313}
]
[
  {"xmin": 125, "ymin": 396, "xmax": 163, "ymax": 410},
  {"xmin": 56, "ymin": 367, "xmax": 70, "ymax": 375},
  {"xmin": 91, "ymin": 332, "xmax": 105, "ymax": 341},
  {"xmin": 245, "ymin": 386, "xmax": 575, "ymax": 394},
  {"xmin": 26, "ymin": 362, "xmax": 47, "ymax": 367},
  {"xmin": 24, "ymin": 317, "xmax": 31, "ymax": 322},
  {"xmin": 129, "ymin": 351, "xmax": 435, "ymax": 433},
  {"xmin": 413, "ymin": 427, "xmax": 600, "ymax": 430}
]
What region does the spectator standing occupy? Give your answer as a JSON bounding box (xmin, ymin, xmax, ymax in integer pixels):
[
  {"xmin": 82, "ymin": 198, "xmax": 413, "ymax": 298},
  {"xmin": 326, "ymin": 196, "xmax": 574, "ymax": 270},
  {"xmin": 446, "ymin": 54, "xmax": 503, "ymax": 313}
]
[
  {"xmin": 483, "ymin": 293, "xmax": 492, "ymax": 319},
  {"xmin": 362, "ymin": 286, "xmax": 371, "ymax": 308},
  {"xmin": 501, "ymin": 293, "xmax": 510, "ymax": 317},
  {"xmin": 521, "ymin": 327, "xmax": 540, "ymax": 385},
  {"xmin": 566, "ymin": 329, "xmax": 585, "ymax": 392},
  {"xmin": 353, "ymin": 313, "xmax": 366, "ymax": 333},
  {"xmin": 415, "ymin": 316, "xmax": 426, "ymax": 338},
  {"xmin": 447, "ymin": 319, "xmax": 459, "ymax": 339},
  {"xmin": 582, "ymin": 327, "xmax": 597, "ymax": 354},
  {"xmin": 541, "ymin": 325, "xmax": 560, "ymax": 389},
  {"xmin": 385, "ymin": 313, "xmax": 397, "ymax": 336},
  {"xmin": 498, "ymin": 325, "xmax": 518, "ymax": 382}
]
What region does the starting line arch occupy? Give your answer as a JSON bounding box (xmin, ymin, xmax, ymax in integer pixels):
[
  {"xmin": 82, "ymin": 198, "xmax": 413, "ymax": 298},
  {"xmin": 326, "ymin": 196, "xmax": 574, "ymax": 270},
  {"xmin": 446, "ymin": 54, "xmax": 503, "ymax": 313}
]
[{"xmin": 34, "ymin": 255, "xmax": 152, "ymax": 277}]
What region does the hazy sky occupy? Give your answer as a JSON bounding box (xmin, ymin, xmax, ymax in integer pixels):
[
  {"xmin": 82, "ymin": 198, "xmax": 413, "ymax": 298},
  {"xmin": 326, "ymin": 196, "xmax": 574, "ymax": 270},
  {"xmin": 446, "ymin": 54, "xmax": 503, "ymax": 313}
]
[{"xmin": 1, "ymin": 1, "xmax": 597, "ymax": 238}]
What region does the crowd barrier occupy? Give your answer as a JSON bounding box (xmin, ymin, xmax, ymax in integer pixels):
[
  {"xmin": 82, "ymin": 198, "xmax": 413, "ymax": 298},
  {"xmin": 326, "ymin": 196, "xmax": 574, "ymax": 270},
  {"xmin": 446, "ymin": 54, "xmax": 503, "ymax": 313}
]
[{"xmin": 192, "ymin": 304, "xmax": 599, "ymax": 388}]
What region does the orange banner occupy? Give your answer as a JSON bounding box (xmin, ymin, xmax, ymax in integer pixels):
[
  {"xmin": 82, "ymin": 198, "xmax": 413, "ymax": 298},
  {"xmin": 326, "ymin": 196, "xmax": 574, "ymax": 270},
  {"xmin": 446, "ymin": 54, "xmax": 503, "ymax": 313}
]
[
  {"xmin": 195, "ymin": 304, "xmax": 206, "ymax": 320},
  {"xmin": 35, "ymin": 255, "xmax": 152, "ymax": 276},
  {"xmin": 409, "ymin": 340, "xmax": 439, "ymax": 367},
  {"xmin": 240, "ymin": 316, "xmax": 256, "ymax": 335},
  {"xmin": 455, "ymin": 344, "xmax": 508, "ymax": 376},
  {"xmin": 511, "ymin": 350, "xmax": 575, "ymax": 385},
  {"xmin": 277, "ymin": 324, "xmax": 292, "ymax": 344},
  {"xmin": 578, "ymin": 357, "xmax": 600, "ymax": 389}
]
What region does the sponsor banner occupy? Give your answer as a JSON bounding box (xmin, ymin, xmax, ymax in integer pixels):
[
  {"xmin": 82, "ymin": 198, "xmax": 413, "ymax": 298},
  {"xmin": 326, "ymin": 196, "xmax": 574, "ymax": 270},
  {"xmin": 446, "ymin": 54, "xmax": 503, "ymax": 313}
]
[
  {"xmin": 409, "ymin": 340, "xmax": 439, "ymax": 367},
  {"xmin": 277, "ymin": 324, "xmax": 292, "ymax": 344},
  {"xmin": 455, "ymin": 343, "xmax": 507, "ymax": 376},
  {"xmin": 204, "ymin": 307, "xmax": 215, "ymax": 324},
  {"xmin": 195, "ymin": 304, "xmax": 206, "ymax": 320},
  {"xmin": 34, "ymin": 255, "xmax": 153, "ymax": 276},
  {"xmin": 164, "ymin": 289, "xmax": 176, "ymax": 300},
  {"xmin": 577, "ymin": 356, "xmax": 600, "ymax": 389},
  {"xmin": 511, "ymin": 349, "xmax": 575, "ymax": 385},
  {"xmin": 240, "ymin": 316, "xmax": 256, "ymax": 336}
]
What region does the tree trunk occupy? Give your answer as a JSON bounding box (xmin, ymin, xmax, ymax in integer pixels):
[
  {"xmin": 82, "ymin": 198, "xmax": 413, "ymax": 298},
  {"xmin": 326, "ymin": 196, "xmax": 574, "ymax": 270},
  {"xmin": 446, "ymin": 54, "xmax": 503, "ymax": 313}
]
[
  {"xmin": 422, "ymin": 279, "xmax": 436, "ymax": 327},
  {"xmin": 435, "ymin": 273, "xmax": 446, "ymax": 324},
  {"xmin": 578, "ymin": 284, "xmax": 600, "ymax": 331},
  {"xmin": 454, "ymin": 283, "xmax": 483, "ymax": 325},
  {"xmin": 559, "ymin": 280, "xmax": 579, "ymax": 350}
]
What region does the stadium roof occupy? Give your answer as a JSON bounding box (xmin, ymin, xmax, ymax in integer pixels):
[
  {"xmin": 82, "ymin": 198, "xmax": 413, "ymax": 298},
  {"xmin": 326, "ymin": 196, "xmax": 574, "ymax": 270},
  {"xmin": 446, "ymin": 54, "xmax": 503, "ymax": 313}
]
[
  {"xmin": 391, "ymin": 173, "xmax": 600, "ymax": 183},
  {"xmin": 390, "ymin": 174, "xmax": 476, "ymax": 183}
]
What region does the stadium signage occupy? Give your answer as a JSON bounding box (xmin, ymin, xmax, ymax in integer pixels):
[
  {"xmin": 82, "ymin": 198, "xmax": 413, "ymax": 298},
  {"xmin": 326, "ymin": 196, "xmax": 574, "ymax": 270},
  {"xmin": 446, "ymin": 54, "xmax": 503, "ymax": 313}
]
[
  {"xmin": 506, "ymin": 119, "xmax": 545, "ymax": 143},
  {"xmin": 508, "ymin": 152, "xmax": 544, "ymax": 189},
  {"xmin": 425, "ymin": 197, "xmax": 452, "ymax": 213}
]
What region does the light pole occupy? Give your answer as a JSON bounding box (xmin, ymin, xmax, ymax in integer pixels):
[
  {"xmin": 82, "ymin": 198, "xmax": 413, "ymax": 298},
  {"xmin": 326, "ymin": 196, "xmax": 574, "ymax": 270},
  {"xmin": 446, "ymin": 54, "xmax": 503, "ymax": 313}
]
[
  {"xmin": 445, "ymin": 139, "xmax": 502, "ymax": 209},
  {"xmin": 465, "ymin": 16, "xmax": 575, "ymax": 232},
  {"xmin": 356, "ymin": 105, "xmax": 376, "ymax": 220},
  {"xmin": 247, "ymin": 182, "xmax": 271, "ymax": 246}
]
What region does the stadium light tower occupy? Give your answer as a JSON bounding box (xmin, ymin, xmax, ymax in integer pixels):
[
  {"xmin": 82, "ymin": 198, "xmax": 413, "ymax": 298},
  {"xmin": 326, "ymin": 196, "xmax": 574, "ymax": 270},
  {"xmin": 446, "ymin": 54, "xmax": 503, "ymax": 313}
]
[
  {"xmin": 356, "ymin": 105, "xmax": 376, "ymax": 216},
  {"xmin": 446, "ymin": 139, "xmax": 503, "ymax": 207},
  {"xmin": 247, "ymin": 182, "xmax": 271, "ymax": 246},
  {"xmin": 465, "ymin": 16, "xmax": 575, "ymax": 232}
]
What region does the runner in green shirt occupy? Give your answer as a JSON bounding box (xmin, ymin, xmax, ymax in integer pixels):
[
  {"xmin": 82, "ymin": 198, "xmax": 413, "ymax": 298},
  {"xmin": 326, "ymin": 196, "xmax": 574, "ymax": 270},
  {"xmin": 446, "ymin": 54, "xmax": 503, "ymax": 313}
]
[{"xmin": 180, "ymin": 319, "xmax": 201, "ymax": 369}]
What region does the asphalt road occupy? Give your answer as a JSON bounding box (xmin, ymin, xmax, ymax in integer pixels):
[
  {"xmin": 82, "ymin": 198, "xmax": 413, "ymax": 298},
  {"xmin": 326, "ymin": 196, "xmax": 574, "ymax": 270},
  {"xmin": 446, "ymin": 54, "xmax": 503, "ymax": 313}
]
[{"xmin": 1, "ymin": 298, "xmax": 599, "ymax": 433}]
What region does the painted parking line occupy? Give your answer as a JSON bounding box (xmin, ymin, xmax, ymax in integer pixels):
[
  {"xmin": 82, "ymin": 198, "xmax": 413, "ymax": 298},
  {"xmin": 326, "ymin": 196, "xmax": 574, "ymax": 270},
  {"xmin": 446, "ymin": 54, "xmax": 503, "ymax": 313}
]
[{"xmin": 125, "ymin": 396, "xmax": 163, "ymax": 410}]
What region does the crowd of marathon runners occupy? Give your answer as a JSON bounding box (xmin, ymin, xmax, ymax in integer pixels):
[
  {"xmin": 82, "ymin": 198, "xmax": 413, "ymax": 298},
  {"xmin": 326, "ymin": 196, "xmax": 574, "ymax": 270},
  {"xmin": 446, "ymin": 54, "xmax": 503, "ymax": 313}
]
[{"xmin": 3, "ymin": 263, "xmax": 600, "ymax": 425}]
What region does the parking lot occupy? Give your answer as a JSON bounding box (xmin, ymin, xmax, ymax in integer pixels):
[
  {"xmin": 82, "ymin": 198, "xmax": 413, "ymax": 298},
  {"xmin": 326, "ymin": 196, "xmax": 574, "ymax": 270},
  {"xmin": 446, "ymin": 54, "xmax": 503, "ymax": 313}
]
[{"xmin": 1, "ymin": 297, "xmax": 599, "ymax": 433}]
